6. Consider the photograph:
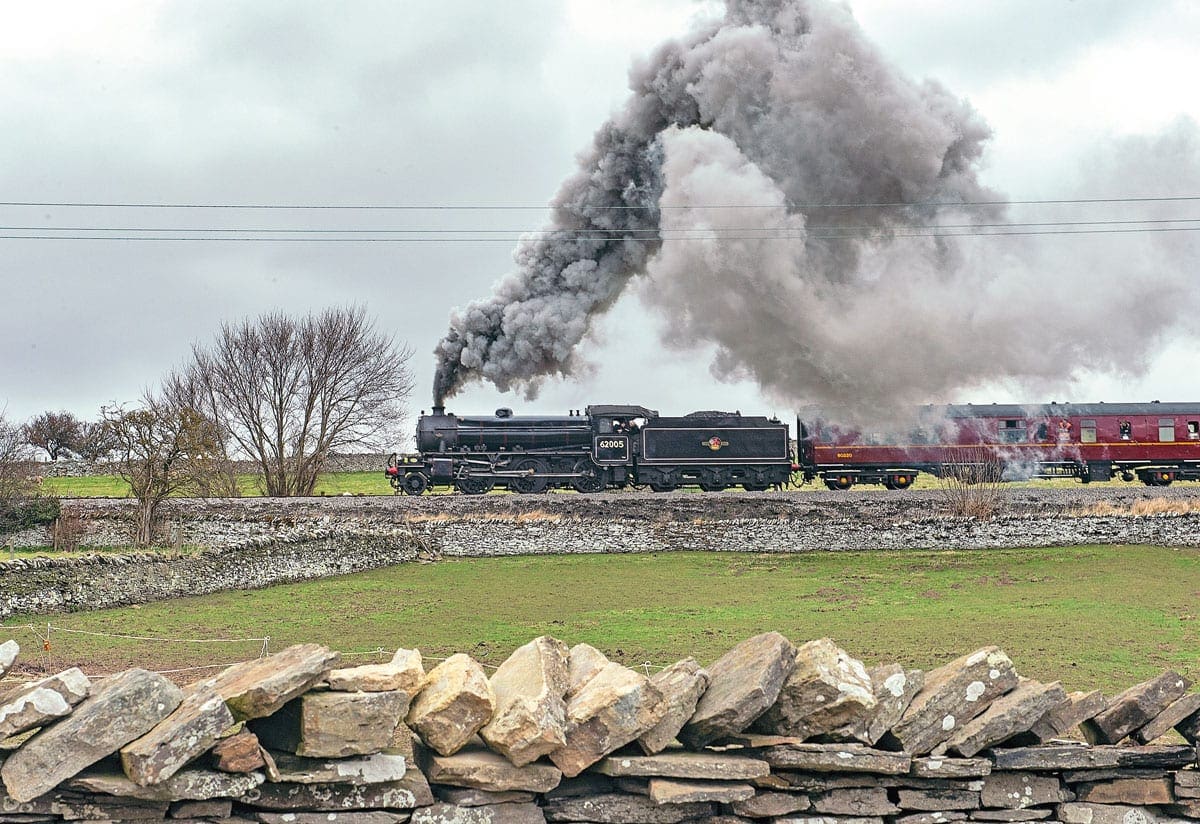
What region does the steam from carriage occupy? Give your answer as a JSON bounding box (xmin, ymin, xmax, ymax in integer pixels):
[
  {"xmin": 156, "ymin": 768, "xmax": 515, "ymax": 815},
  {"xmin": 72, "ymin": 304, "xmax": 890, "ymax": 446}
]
[{"xmin": 386, "ymin": 401, "xmax": 1200, "ymax": 494}]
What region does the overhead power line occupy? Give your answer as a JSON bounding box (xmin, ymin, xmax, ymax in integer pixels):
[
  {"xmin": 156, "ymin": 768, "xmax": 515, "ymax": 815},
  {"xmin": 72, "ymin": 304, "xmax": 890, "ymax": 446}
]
[
  {"xmin": 1, "ymin": 217, "xmax": 1198, "ymax": 235},
  {"xmin": 1, "ymin": 195, "xmax": 1200, "ymax": 210},
  {"xmin": 2, "ymin": 225, "xmax": 1199, "ymax": 242}
]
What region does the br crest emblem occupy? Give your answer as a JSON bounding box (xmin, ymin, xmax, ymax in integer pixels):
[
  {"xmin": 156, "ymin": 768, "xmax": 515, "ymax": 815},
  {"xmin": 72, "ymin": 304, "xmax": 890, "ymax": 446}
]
[{"xmin": 704, "ymin": 436, "xmax": 729, "ymax": 451}]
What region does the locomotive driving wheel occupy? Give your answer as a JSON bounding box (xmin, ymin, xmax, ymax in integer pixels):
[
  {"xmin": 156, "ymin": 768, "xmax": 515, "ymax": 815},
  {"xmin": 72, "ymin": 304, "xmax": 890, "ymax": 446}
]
[
  {"xmin": 455, "ymin": 476, "xmax": 494, "ymax": 495},
  {"xmin": 401, "ymin": 473, "xmax": 429, "ymax": 496},
  {"xmin": 571, "ymin": 458, "xmax": 605, "ymax": 493},
  {"xmin": 510, "ymin": 458, "xmax": 549, "ymax": 494}
]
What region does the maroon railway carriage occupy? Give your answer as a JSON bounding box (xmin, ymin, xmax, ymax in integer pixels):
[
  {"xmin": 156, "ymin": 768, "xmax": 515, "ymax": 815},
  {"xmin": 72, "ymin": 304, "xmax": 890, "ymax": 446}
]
[{"xmin": 797, "ymin": 402, "xmax": 1200, "ymax": 490}]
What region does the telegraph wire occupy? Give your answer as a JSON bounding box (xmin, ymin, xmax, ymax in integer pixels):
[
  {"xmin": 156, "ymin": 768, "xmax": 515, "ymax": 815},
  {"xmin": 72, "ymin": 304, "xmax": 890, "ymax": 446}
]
[
  {"xmin": 2, "ymin": 217, "xmax": 1200, "ymax": 235},
  {"xmin": 2, "ymin": 226, "xmax": 1199, "ymax": 242},
  {"xmin": 2, "ymin": 195, "xmax": 1200, "ymax": 210}
]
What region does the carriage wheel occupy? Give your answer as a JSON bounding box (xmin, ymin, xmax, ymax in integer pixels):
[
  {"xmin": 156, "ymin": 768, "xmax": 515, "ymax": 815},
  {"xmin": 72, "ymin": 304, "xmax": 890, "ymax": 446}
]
[
  {"xmin": 510, "ymin": 458, "xmax": 549, "ymax": 494},
  {"xmin": 401, "ymin": 473, "xmax": 429, "ymax": 496}
]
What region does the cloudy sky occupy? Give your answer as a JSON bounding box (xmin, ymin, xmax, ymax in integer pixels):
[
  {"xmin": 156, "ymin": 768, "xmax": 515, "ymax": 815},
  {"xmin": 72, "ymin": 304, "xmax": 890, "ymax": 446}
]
[{"xmin": 1, "ymin": 0, "xmax": 1199, "ymax": 434}]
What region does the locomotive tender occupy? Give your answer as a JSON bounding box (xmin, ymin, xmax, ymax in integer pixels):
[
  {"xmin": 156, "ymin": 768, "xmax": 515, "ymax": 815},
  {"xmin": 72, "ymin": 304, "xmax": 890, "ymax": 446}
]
[
  {"xmin": 386, "ymin": 404, "xmax": 794, "ymax": 494},
  {"xmin": 386, "ymin": 400, "xmax": 1200, "ymax": 494}
]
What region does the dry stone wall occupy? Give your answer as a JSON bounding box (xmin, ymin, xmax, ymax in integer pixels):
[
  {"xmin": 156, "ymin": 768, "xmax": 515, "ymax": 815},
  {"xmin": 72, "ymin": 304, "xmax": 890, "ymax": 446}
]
[
  {"xmin": 0, "ymin": 529, "xmax": 425, "ymax": 620},
  {"xmin": 3, "ymin": 633, "xmax": 1200, "ymax": 824}
]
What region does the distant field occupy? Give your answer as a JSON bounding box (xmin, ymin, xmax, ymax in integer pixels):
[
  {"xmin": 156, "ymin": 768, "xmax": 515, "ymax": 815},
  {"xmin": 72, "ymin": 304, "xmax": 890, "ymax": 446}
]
[
  {"xmin": 40, "ymin": 471, "xmax": 397, "ymax": 498},
  {"xmin": 3, "ymin": 545, "xmax": 1196, "ymax": 692},
  {"xmin": 39, "ymin": 471, "xmax": 1114, "ymax": 498}
]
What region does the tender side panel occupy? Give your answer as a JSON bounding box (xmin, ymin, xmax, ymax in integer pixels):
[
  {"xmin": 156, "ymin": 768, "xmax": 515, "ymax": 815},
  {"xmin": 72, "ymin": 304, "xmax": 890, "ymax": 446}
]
[{"xmin": 641, "ymin": 424, "xmax": 789, "ymax": 464}]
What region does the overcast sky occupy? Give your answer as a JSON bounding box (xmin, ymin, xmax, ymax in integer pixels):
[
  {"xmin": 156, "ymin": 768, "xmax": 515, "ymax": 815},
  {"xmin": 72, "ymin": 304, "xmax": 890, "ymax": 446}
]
[{"xmin": 2, "ymin": 0, "xmax": 1199, "ymax": 433}]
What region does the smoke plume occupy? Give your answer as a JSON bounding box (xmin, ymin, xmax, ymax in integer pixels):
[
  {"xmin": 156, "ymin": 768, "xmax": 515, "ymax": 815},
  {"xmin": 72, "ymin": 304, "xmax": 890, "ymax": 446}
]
[{"xmin": 433, "ymin": 0, "xmax": 1200, "ymax": 410}]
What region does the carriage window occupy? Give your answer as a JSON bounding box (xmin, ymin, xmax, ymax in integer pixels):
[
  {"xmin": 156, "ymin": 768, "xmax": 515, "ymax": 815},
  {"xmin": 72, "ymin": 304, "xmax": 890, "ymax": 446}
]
[
  {"xmin": 1189, "ymin": 421, "xmax": 1199, "ymax": 440},
  {"xmin": 1035, "ymin": 422, "xmax": 1048, "ymax": 441},
  {"xmin": 1159, "ymin": 418, "xmax": 1176, "ymax": 442},
  {"xmin": 1119, "ymin": 420, "xmax": 1132, "ymax": 440},
  {"xmin": 1080, "ymin": 420, "xmax": 1097, "ymax": 444},
  {"xmin": 999, "ymin": 419, "xmax": 1026, "ymax": 444}
]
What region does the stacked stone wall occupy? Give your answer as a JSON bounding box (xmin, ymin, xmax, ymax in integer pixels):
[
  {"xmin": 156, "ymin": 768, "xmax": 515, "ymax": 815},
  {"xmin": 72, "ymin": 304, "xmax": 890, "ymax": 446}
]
[
  {"xmin": 0, "ymin": 529, "xmax": 425, "ymax": 620},
  {"xmin": 29, "ymin": 454, "xmax": 390, "ymax": 478},
  {"xmin": 3, "ymin": 634, "xmax": 1200, "ymax": 823}
]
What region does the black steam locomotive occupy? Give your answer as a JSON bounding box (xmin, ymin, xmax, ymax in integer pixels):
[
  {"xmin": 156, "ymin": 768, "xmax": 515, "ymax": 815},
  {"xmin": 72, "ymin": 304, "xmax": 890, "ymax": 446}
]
[{"xmin": 385, "ymin": 404, "xmax": 795, "ymax": 495}]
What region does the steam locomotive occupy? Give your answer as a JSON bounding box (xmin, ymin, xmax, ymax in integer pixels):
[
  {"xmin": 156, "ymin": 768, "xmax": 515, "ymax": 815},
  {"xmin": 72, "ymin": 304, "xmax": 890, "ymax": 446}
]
[
  {"xmin": 385, "ymin": 404, "xmax": 794, "ymax": 494},
  {"xmin": 385, "ymin": 401, "xmax": 1200, "ymax": 494}
]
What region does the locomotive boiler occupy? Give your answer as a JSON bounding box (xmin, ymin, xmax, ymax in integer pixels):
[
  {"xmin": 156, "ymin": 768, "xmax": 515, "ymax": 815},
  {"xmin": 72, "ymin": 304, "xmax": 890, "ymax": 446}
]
[{"xmin": 387, "ymin": 404, "xmax": 795, "ymax": 495}]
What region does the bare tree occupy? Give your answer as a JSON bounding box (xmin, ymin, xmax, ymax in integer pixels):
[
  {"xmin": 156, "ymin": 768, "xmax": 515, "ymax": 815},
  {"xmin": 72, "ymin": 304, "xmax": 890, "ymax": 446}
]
[
  {"xmin": 1, "ymin": 412, "xmax": 59, "ymax": 537},
  {"xmin": 170, "ymin": 306, "xmax": 414, "ymax": 496},
  {"xmin": 103, "ymin": 396, "xmax": 225, "ymax": 546},
  {"xmin": 23, "ymin": 410, "xmax": 83, "ymax": 460},
  {"xmin": 937, "ymin": 446, "xmax": 1008, "ymax": 518},
  {"xmin": 76, "ymin": 419, "xmax": 118, "ymax": 463}
]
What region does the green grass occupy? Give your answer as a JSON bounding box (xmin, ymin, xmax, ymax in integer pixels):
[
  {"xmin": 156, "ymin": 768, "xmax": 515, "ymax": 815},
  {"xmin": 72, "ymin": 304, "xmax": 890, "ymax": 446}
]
[
  {"xmin": 40, "ymin": 471, "xmax": 1123, "ymax": 498},
  {"xmin": 40, "ymin": 472, "xmax": 396, "ymax": 498},
  {"xmin": 4, "ymin": 546, "xmax": 1197, "ymax": 692}
]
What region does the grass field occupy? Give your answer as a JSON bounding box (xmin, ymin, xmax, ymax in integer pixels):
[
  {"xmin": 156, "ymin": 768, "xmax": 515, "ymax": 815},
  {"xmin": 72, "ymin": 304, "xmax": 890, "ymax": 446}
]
[
  {"xmin": 3, "ymin": 545, "xmax": 1197, "ymax": 692},
  {"xmin": 39, "ymin": 471, "xmax": 1111, "ymax": 498},
  {"xmin": 39, "ymin": 472, "xmax": 398, "ymax": 498}
]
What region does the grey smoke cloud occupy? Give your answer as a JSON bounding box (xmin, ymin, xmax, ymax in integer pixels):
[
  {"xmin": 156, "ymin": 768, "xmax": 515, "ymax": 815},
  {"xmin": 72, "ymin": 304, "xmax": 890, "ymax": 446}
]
[{"xmin": 436, "ymin": 0, "xmax": 1200, "ymax": 412}]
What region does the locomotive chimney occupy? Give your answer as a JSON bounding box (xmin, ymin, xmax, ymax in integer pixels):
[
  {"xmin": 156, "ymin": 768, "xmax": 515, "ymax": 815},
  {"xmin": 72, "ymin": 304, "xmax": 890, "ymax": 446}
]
[{"xmin": 431, "ymin": 405, "xmax": 445, "ymax": 416}]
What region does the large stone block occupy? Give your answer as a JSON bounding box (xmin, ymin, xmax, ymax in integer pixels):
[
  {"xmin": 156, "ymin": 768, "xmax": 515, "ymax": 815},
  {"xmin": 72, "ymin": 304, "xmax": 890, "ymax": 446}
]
[
  {"xmin": 549, "ymin": 661, "xmax": 666, "ymax": 778},
  {"xmin": 1, "ymin": 668, "xmax": 182, "ymax": 803},
  {"xmin": 761, "ymin": 743, "xmax": 912, "ymax": 775},
  {"xmin": 120, "ymin": 687, "xmax": 234, "ymax": 786},
  {"xmin": 638, "ymin": 658, "xmax": 709, "ymax": 755},
  {"xmin": 326, "ymin": 648, "xmax": 424, "ymax": 694},
  {"xmin": 269, "ymin": 751, "xmax": 408, "ymax": 784},
  {"xmin": 1132, "ymin": 693, "xmax": 1200, "ymax": 744},
  {"xmin": 0, "ymin": 667, "xmax": 90, "ymax": 740},
  {"xmin": 253, "ymin": 690, "xmax": 407, "ymax": 758},
  {"xmin": 979, "ymin": 773, "xmax": 1070, "ymax": 809},
  {"xmin": 945, "ymin": 680, "xmax": 1067, "ymax": 758},
  {"xmin": 753, "ymin": 639, "xmax": 876, "ymax": 740},
  {"xmin": 407, "ymin": 654, "xmax": 495, "ymax": 757},
  {"xmin": 211, "ymin": 728, "xmax": 267, "ymax": 773},
  {"xmin": 1057, "ymin": 802, "xmax": 1192, "ymax": 824},
  {"xmin": 411, "ymin": 802, "xmax": 547, "ymax": 824},
  {"xmin": 69, "ymin": 767, "xmax": 264, "ymax": 801},
  {"xmin": 911, "ymin": 757, "xmax": 992, "ymax": 778},
  {"xmin": 1082, "ymin": 672, "xmax": 1191, "ymax": 745},
  {"xmin": 679, "ymin": 631, "xmax": 797, "ymax": 748},
  {"xmin": 891, "ymin": 648, "xmax": 1018, "ymax": 755},
  {"xmin": 480, "ymin": 636, "xmax": 569, "ymax": 767},
  {"xmin": 1025, "ymin": 690, "xmax": 1106, "ymax": 744},
  {"xmin": 991, "ymin": 744, "xmax": 1195, "ymax": 771},
  {"xmin": 565, "ymin": 644, "xmax": 610, "ymax": 700},
  {"xmin": 418, "ymin": 743, "xmax": 562, "ymax": 793},
  {"xmin": 239, "ymin": 768, "xmax": 433, "ymax": 810},
  {"xmin": 732, "ymin": 790, "xmax": 812, "ymax": 817},
  {"xmin": 197, "ymin": 644, "xmax": 340, "ymax": 722},
  {"xmin": 542, "ymin": 792, "xmax": 714, "ymax": 823},
  {"xmin": 896, "ymin": 789, "xmax": 981, "ymax": 811},
  {"xmin": 253, "ymin": 814, "xmax": 408, "ymax": 824},
  {"xmin": 648, "ymin": 777, "xmax": 754, "ymax": 804},
  {"xmin": 851, "ymin": 665, "xmax": 925, "ymax": 746},
  {"xmin": 592, "ymin": 751, "xmax": 770, "ymax": 780},
  {"xmin": 811, "ymin": 788, "xmax": 899, "ymax": 816},
  {"xmin": 1075, "ymin": 779, "xmax": 1174, "ymax": 805}
]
